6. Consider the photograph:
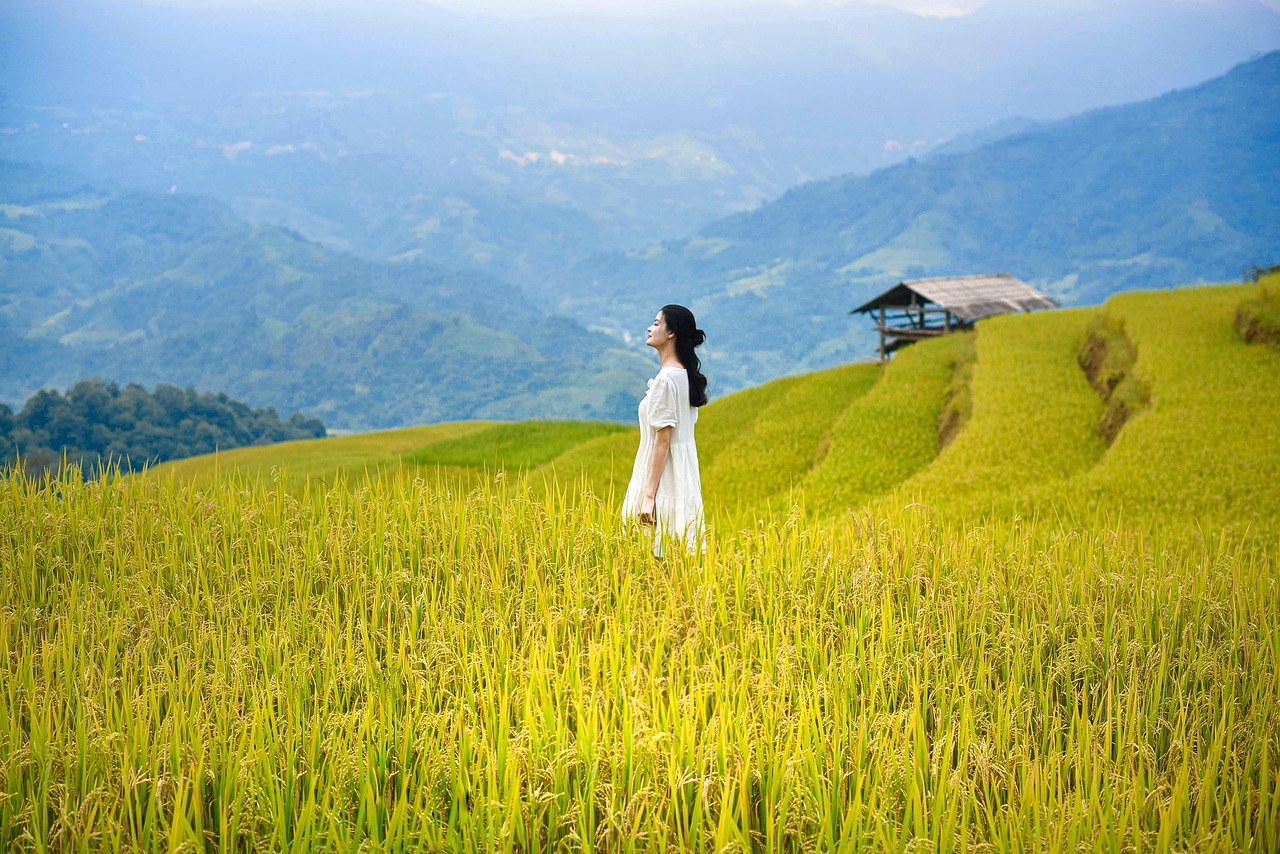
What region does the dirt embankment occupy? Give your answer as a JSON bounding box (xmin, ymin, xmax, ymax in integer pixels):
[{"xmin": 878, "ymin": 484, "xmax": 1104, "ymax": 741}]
[
  {"xmin": 1235, "ymin": 277, "xmax": 1280, "ymax": 349},
  {"xmin": 938, "ymin": 331, "xmax": 977, "ymax": 450},
  {"xmin": 1077, "ymin": 315, "xmax": 1149, "ymax": 445}
]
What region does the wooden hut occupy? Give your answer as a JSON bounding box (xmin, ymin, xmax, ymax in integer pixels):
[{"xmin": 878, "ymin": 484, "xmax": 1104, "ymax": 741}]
[{"xmin": 852, "ymin": 273, "xmax": 1058, "ymax": 361}]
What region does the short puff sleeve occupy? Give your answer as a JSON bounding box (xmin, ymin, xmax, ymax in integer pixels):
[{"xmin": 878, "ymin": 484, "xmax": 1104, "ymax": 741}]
[{"xmin": 646, "ymin": 375, "xmax": 679, "ymax": 430}]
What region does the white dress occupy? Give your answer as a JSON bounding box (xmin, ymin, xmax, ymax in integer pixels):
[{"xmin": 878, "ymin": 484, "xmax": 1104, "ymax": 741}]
[{"xmin": 621, "ymin": 366, "xmax": 705, "ymax": 556}]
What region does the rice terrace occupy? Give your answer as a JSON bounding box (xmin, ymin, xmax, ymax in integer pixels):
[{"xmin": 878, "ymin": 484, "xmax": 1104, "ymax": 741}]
[{"xmin": 3, "ymin": 275, "xmax": 1278, "ymax": 851}]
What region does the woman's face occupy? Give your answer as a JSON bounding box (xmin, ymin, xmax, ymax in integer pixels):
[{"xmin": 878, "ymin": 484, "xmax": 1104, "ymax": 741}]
[{"xmin": 645, "ymin": 311, "xmax": 673, "ymax": 350}]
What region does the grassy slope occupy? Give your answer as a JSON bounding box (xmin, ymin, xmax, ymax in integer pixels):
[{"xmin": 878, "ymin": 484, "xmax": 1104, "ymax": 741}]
[
  {"xmin": 153, "ymin": 281, "xmax": 1280, "ymax": 540},
  {"xmin": 403, "ymin": 421, "xmax": 630, "ymax": 470},
  {"xmin": 151, "ymin": 374, "xmax": 823, "ymax": 509},
  {"xmin": 1065, "ymin": 282, "xmax": 1280, "ymax": 539},
  {"xmin": 860, "ymin": 282, "xmax": 1280, "ymax": 542},
  {"xmin": 802, "ymin": 333, "xmax": 966, "ymax": 518},
  {"xmin": 700, "ymin": 363, "xmax": 880, "ymax": 519},
  {"xmin": 881, "ymin": 308, "xmax": 1105, "ymax": 516},
  {"xmin": 155, "ymin": 422, "xmax": 495, "ymax": 493}
]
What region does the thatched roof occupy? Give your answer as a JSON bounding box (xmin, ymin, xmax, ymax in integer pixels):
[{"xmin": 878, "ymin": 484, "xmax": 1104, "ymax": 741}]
[{"xmin": 853, "ymin": 273, "xmax": 1058, "ymax": 321}]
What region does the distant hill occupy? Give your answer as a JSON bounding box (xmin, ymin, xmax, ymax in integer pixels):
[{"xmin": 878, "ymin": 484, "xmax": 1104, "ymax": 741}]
[
  {"xmin": 1, "ymin": 378, "xmax": 326, "ymax": 476},
  {"xmin": 928, "ymin": 116, "xmax": 1048, "ymax": 157},
  {"xmin": 0, "ymin": 163, "xmax": 650, "ymax": 429},
  {"xmin": 554, "ymin": 52, "xmax": 1280, "ymax": 390}
]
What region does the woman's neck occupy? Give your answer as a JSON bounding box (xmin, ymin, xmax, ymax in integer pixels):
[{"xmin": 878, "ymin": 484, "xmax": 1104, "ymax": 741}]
[{"xmin": 657, "ymin": 342, "xmax": 682, "ymax": 370}]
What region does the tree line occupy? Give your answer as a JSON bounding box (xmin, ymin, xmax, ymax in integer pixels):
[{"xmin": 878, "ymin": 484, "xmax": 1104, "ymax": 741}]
[{"xmin": 0, "ymin": 379, "xmax": 326, "ymax": 476}]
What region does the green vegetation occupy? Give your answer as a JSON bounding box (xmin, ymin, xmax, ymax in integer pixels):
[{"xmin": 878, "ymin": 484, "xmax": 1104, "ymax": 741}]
[
  {"xmin": 158, "ymin": 422, "xmax": 495, "ymax": 495},
  {"xmin": 802, "ymin": 334, "xmax": 964, "ymax": 517},
  {"xmin": 403, "ymin": 420, "xmax": 630, "ymax": 471},
  {"xmin": 686, "ymin": 378, "xmax": 804, "ymax": 475},
  {"xmin": 25, "ymin": 280, "xmax": 1265, "ymax": 848},
  {"xmin": 700, "ymin": 363, "xmax": 880, "ymax": 517},
  {"xmin": 0, "ymin": 163, "xmax": 650, "ymax": 430},
  {"xmin": 882, "ymin": 309, "xmax": 1105, "ymax": 519},
  {"xmin": 1236, "ymin": 271, "xmax": 1280, "ymax": 348},
  {"xmin": 1061, "ymin": 283, "xmax": 1280, "ymax": 539},
  {"xmin": 879, "ymin": 283, "xmax": 1280, "ymax": 542},
  {"xmin": 0, "ymin": 378, "xmax": 324, "ymax": 476},
  {"xmin": 1076, "ymin": 315, "xmax": 1149, "ymax": 444},
  {"xmin": 530, "ymin": 430, "xmax": 640, "ymax": 508}
]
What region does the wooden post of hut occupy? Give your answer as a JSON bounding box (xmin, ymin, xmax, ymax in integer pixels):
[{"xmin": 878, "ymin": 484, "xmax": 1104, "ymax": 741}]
[{"xmin": 878, "ymin": 306, "xmax": 886, "ymax": 362}]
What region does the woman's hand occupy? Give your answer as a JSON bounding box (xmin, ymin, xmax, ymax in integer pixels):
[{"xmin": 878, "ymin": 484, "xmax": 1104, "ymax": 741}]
[{"xmin": 639, "ymin": 495, "xmax": 656, "ymax": 525}]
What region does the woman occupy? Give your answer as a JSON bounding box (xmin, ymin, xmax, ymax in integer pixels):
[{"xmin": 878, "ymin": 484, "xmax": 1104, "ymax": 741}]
[{"xmin": 621, "ymin": 304, "xmax": 708, "ymax": 556}]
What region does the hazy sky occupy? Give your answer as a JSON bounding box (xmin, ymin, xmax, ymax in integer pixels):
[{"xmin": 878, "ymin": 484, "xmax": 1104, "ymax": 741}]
[
  {"xmin": 133, "ymin": 0, "xmax": 992, "ymax": 17},
  {"xmin": 127, "ymin": 0, "xmax": 1280, "ymax": 19},
  {"xmin": 418, "ymin": 0, "xmax": 989, "ymax": 15},
  {"xmin": 411, "ymin": 0, "xmax": 1280, "ymax": 14}
]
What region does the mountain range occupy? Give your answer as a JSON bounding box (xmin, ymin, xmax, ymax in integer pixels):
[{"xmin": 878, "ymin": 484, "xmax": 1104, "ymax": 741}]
[
  {"xmin": 553, "ymin": 50, "xmax": 1280, "ymax": 387},
  {"xmin": 2, "ymin": 14, "xmax": 1277, "ymax": 424},
  {"xmin": 0, "ymin": 162, "xmax": 649, "ymax": 429},
  {"xmin": 2, "ymin": 0, "xmax": 1276, "ymax": 294}
]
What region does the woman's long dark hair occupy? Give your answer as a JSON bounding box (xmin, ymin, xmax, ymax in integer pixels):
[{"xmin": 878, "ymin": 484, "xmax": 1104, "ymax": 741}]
[{"xmin": 661, "ymin": 304, "xmax": 708, "ymax": 407}]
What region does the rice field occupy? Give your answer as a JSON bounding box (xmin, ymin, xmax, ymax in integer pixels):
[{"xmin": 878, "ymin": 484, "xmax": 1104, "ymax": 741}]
[
  {"xmin": 699, "ymin": 363, "xmax": 880, "ymax": 518},
  {"xmin": 4, "ymin": 282, "xmax": 1279, "ymax": 851},
  {"xmin": 801, "ymin": 332, "xmax": 966, "ymax": 517},
  {"xmin": 880, "ymin": 308, "xmax": 1105, "ymax": 517}
]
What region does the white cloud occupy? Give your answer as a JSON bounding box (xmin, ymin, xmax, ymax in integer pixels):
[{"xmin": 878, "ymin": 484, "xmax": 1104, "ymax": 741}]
[
  {"xmin": 501, "ymin": 149, "xmax": 543, "ymax": 165},
  {"xmin": 873, "ymin": 0, "xmax": 985, "ymax": 15},
  {"xmin": 500, "ymin": 148, "xmax": 627, "ymax": 166},
  {"xmin": 221, "ymin": 140, "xmax": 252, "ymax": 161}
]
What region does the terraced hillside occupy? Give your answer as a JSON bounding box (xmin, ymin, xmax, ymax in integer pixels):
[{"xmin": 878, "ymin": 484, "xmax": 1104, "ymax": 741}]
[
  {"xmin": 870, "ymin": 280, "xmax": 1280, "ymax": 541},
  {"xmin": 157, "ymin": 277, "xmax": 1280, "ymax": 541}
]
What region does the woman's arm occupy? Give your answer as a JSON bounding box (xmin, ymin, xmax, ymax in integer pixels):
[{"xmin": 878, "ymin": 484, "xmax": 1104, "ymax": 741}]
[{"xmin": 638, "ymin": 425, "xmax": 672, "ymax": 524}]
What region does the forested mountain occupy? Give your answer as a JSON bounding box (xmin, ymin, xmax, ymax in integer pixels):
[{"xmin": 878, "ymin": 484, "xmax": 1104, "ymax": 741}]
[
  {"xmin": 553, "ymin": 51, "xmax": 1280, "ymax": 389},
  {"xmin": 0, "ymin": 162, "xmax": 650, "ymax": 429},
  {"xmin": 0, "ymin": 378, "xmax": 326, "ymax": 476}
]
